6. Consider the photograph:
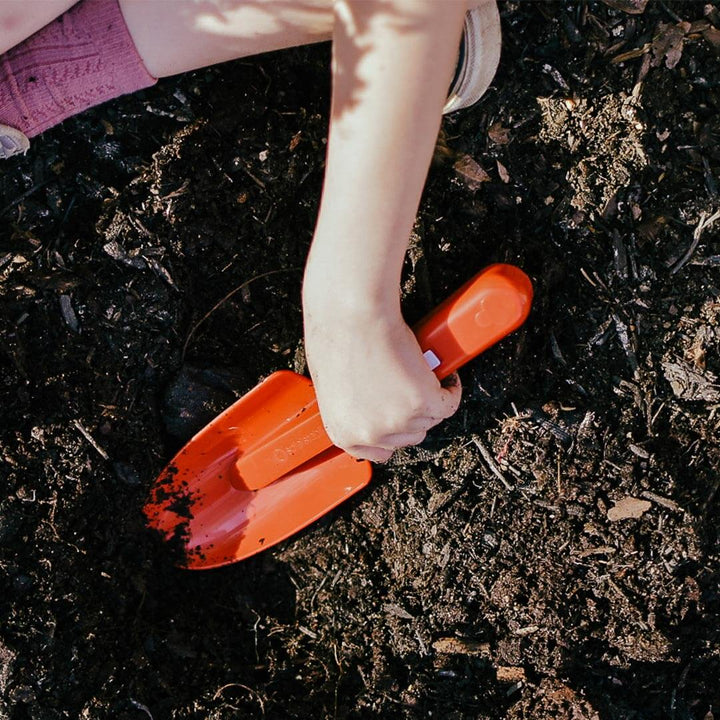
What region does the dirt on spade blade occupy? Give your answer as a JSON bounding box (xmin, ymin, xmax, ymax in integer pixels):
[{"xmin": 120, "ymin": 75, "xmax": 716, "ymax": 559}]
[{"xmin": 1, "ymin": 2, "xmax": 720, "ymax": 718}]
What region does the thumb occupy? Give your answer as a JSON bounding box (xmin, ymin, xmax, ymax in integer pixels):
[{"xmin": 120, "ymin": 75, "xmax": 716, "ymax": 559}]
[{"xmin": 437, "ymin": 372, "xmax": 462, "ymax": 419}]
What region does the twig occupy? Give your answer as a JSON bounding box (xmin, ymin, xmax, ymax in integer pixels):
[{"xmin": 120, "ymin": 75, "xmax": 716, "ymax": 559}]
[
  {"xmin": 472, "ymin": 436, "xmax": 513, "ymax": 490},
  {"xmin": 612, "ymin": 313, "xmax": 639, "ymax": 374},
  {"xmin": 0, "ymin": 179, "xmax": 53, "ymax": 217},
  {"xmin": 181, "ymin": 268, "xmax": 299, "ymax": 360},
  {"xmin": 658, "ymin": 0, "xmax": 683, "ymax": 24},
  {"xmin": 73, "ymin": 420, "xmax": 109, "ymax": 460},
  {"xmin": 690, "ymin": 255, "xmax": 720, "ymax": 267},
  {"xmin": 640, "ymin": 490, "xmax": 682, "ymax": 513},
  {"xmin": 242, "ymin": 165, "xmax": 266, "ymax": 189},
  {"xmin": 672, "ymin": 209, "xmax": 720, "ymax": 274}
]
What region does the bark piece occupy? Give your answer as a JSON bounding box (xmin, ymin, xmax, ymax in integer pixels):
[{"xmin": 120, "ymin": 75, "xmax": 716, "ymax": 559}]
[
  {"xmin": 607, "ymin": 496, "xmax": 651, "ymax": 521},
  {"xmin": 662, "ymin": 360, "xmax": 720, "ymax": 402},
  {"xmin": 601, "ymin": 0, "xmax": 649, "ymax": 14},
  {"xmin": 651, "ymin": 22, "xmax": 691, "ymax": 70},
  {"xmin": 497, "ymin": 666, "xmax": 527, "ymax": 683}
]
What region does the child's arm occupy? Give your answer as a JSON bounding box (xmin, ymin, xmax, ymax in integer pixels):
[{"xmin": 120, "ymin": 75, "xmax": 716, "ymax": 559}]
[{"xmin": 303, "ymin": 0, "xmax": 468, "ymax": 462}]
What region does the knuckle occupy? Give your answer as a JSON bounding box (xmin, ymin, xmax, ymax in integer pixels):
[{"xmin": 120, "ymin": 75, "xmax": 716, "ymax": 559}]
[{"xmin": 407, "ymin": 392, "xmax": 430, "ymax": 417}]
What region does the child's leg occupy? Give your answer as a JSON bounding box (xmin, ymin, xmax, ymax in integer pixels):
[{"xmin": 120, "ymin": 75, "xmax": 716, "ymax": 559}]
[
  {"xmin": 119, "ymin": 0, "xmax": 334, "ymax": 79},
  {"xmin": 0, "ymin": 0, "xmax": 79, "ymax": 55}
]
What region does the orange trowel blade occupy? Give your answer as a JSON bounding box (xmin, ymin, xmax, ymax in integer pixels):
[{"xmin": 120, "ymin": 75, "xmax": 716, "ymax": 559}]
[
  {"xmin": 145, "ymin": 383, "xmax": 372, "ymax": 568},
  {"xmin": 146, "ymin": 448, "xmax": 370, "ymax": 569}
]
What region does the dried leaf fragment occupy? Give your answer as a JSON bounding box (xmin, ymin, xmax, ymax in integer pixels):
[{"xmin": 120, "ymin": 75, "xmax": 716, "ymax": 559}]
[
  {"xmin": 607, "ymin": 496, "xmax": 651, "ymax": 521},
  {"xmin": 453, "ymin": 154, "xmax": 491, "ymax": 191},
  {"xmin": 651, "ymin": 22, "xmax": 691, "ymax": 69},
  {"xmin": 497, "ymin": 160, "xmax": 510, "ymax": 183},
  {"xmin": 488, "ymin": 122, "xmax": 511, "ymax": 145}
]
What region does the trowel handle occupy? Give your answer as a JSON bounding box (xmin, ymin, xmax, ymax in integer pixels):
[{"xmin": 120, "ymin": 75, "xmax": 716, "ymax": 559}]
[
  {"xmin": 232, "ymin": 264, "xmax": 532, "ymax": 491},
  {"xmin": 413, "ymin": 263, "xmax": 533, "ymax": 379}
]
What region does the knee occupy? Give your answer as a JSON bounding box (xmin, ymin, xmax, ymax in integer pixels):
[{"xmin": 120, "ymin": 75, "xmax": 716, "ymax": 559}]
[{"xmin": 0, "ymin": 1, "xmax": 79, "ymax": 55}]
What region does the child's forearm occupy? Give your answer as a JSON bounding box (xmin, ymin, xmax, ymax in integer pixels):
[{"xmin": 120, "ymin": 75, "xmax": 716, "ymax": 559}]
[
  {"xmin": 301, "ymin": 0, "xmax": 468, "ymax": 460},
  {"xmin": 304, "ymin": 0, "xmax": 468, "ymax": 313}
]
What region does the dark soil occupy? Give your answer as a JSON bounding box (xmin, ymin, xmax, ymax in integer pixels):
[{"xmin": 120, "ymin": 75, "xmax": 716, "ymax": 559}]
[{"xmin": 2, "ymin": 2, "xmax": 720, "ymax": 718}]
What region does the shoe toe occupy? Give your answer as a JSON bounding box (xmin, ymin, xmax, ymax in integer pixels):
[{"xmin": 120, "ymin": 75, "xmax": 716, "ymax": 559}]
[{"xmin": 0, "ymin": 124, "xmax": 30, "ymax": 159}]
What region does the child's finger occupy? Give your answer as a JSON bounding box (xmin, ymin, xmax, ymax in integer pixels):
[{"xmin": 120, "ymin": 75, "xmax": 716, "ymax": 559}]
[
  {"xmin": 432, "ymin": 372, "xmax": 462, "ymax": 420},
  {"xmin": 345, "ymin": 446, "xmax": 394, "ymax": 463}
]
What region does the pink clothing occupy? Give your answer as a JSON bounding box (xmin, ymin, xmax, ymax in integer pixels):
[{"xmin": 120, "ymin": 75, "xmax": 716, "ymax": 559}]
[{"xmin": 0, "ymin": 0, "xmax": 155, "ymax": 138}]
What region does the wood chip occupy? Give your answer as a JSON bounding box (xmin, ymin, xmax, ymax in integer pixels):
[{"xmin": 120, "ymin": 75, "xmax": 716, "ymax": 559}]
[
  {"xmin": 0, "ymin": 640, "xmax": 16, "ymax": 694},
  {"xmin": 289, "ymin": 131, "xmax": 302, "ymax": 151},
  {"xmin": 496, "ymin": 666, "xmax": 526, "ymax": 683},
  {"xmin": 611, "ymin": 44, "xmax": 650, "ymax": 64},
  {"xmin": 703, "ymin": 25, "xmax": 720, "ymax": 54},
  {"xmin": 497, "ymin": 160, "xmax": 510, "ymax": 184},
  {"xmin": 453, "ymin": 155, "xmax": 491, "ymax": 191},
  {"xmin": 432, "ymin": 637, "xmax": 491, "ymax": 656},
  {"xmin": 607, "ymin": 496, "xmax": 651, "ymax": 521},
  {"xmin": 629, "ymin": 443, "xmax": 650, "ymax": 459},
  {"xmin": 601, "ymin": 0, "xmax": 649, "ymax": 13},
  {"xmin": 59, "ymin": 295, "xmax": 80, "ymax": 333},
  {"xmin": 640, "ymin": 491, "xmax": 682, "ymax": 513},
  {"xmin": 384, "ymin": 604, "xmax": 414, "ymax": 620},
  {"xmin": 144, "ymin": 257, "xmax": 177, "ymax": 290},
  {"xmin": 512, "ymin": 625, "xmax": 539, "ymax": 637},
  {"xmin": 577, "ymin": 545, "xmax": 617, "ymax": 558}
]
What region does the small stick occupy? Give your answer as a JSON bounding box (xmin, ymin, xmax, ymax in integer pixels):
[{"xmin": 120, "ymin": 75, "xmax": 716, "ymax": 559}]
[
  {"xmin": 73, "ymin": 420, "xmax": 109, "ymax": 460},
  {"xmin": 472, "ymin": 436, "xmax": 513, "ymax": 490},
  {"xmin": 181, "ymin": 268, "xmax": 298, "ymax": 361}
]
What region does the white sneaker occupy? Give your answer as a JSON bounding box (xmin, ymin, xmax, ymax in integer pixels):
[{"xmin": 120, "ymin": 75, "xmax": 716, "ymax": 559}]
[
  {"xmin": 444, "ymin": 1, "xmax": 502, "ymax": 114},
  {"xmin": 0, "ymin": 123, "xmax": 30, "ymax": 159}
]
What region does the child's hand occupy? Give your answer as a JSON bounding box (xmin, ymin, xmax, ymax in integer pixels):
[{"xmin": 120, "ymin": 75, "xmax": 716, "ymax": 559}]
[{"xmin": 303, "ymin": 300, "xmax": 462, "ymax": 462}]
